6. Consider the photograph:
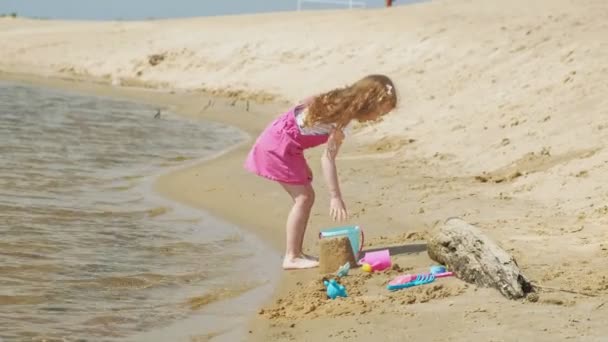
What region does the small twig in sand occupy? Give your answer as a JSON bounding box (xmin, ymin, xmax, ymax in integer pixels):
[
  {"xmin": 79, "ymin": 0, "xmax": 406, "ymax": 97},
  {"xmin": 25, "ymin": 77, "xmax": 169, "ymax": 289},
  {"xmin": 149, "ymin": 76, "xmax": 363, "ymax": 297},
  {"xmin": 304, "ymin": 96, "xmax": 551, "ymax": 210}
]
[
  {"xmin": 532, "ymin": 282, "xmax": 597, "ymax": 297},
  {"xmin": 569, "ymin": 226, "xmax": 584, "ymax": 233},
  {"xmin": 595, "ymin": 302, "xmax": 606, "ymax": 310},
  {"xmin": 202, "ymin": 99, "xmax": 212, "ymax": 111}
]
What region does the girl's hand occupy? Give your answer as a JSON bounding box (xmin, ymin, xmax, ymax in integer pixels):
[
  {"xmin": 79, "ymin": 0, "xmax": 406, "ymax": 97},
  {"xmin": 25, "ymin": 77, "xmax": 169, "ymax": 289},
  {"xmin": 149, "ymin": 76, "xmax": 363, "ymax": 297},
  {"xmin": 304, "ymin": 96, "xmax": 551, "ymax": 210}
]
[
  {"xmin": 323, "ymin": 128, "xmax": 347, "ymax": 221},
  {"xmin": 330, "ymin": 196, "xmax": 348, "ymax": 222}
]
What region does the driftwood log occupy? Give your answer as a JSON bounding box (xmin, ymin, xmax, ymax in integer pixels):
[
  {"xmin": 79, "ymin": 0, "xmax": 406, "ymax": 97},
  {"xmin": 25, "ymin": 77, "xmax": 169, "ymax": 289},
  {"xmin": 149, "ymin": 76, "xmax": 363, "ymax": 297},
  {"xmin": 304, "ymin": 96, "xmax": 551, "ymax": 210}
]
[{"xmin": 427, "ymin": 217, "xmax": 533, "ymax": 299}]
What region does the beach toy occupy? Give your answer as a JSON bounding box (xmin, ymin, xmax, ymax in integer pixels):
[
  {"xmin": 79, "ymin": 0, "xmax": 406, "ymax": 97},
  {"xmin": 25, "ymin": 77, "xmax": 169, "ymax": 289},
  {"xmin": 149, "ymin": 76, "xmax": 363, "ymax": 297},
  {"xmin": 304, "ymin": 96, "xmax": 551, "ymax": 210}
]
[
  {"xmin": 430, "ymin": 265, "xmax": 447, "ymax": 274},
  {"xmin": 324, "ymin": 279, "xmax": 348, "ymax": 299},
  {"xmin": 358, "ymin": 249, "xmax": 391, "ymax": 271},
  {"xmin": 434, "ymin": 271, "xmax": 454, "ymax": 278},
  {"xmin": 319, "ymin": 225, "xmax": 364, "ymax": 258},
  {"xmin": 336, "ymin": 262, "xmax": 351, "ymax": 277},
  {"xmin": 361, "ymin": 263, "xmax": 373, "ymax": 273},
  {"xmin": 387, "ymin": 273, "xmax": 436, "ymax": 291},
  {"xmin": 429, "ymin": 265, "xmax": 454, "ymax": 278},
  {"xmin": 388, "ymin": 274, "xmax": 417, "ymax": 286}
]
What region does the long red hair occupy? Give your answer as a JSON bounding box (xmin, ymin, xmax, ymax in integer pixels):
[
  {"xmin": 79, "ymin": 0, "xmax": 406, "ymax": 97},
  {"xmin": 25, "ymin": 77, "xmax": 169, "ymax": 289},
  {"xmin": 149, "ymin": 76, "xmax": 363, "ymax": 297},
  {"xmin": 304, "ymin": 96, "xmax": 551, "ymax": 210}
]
[{"xmin": 304, "ymin": 74, "xmax": 397, "ymax": 130}]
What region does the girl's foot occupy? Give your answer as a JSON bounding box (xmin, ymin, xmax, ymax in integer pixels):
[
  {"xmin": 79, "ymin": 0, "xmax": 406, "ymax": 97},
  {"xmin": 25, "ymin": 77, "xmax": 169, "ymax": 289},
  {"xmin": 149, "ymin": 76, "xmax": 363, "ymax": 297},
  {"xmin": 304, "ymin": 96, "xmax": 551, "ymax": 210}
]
[
  {"xmin": 301, "ymin": 253, "xmax": 318, "ymax": 261},
  {"xmin": 283, "ymin": 256, "xmax": 319, "ymax": 270}
]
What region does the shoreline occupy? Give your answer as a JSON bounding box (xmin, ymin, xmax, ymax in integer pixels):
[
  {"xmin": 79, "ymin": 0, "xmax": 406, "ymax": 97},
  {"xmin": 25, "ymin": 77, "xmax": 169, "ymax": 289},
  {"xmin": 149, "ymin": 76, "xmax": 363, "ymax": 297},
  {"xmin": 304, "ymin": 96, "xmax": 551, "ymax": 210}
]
[
  {"xmin": 0, "ymin": 71, "xmax": 294, "ymax": 246},
  {"xmin": 0, "ymin": 72, "xmax": 293, "ymax": 340},
  {"xmin": 0, "ymin": 71, "xmax": 445, "ymax": 341}
]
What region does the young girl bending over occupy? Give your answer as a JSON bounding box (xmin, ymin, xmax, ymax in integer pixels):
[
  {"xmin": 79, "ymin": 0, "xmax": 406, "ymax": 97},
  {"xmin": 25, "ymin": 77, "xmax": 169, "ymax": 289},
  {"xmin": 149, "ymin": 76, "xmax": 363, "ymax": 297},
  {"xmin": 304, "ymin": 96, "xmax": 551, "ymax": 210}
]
[{"xmin": 244, "ymin": 74, "xmax": 398, "ymax": 269}]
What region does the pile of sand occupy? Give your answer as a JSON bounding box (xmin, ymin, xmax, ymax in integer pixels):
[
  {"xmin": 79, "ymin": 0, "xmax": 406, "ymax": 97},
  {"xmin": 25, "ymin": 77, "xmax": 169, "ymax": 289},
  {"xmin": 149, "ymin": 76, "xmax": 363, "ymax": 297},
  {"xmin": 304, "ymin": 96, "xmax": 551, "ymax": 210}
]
[{"xmin": 259, "ymin": 265, "xmax": 467, "ymax": 321}]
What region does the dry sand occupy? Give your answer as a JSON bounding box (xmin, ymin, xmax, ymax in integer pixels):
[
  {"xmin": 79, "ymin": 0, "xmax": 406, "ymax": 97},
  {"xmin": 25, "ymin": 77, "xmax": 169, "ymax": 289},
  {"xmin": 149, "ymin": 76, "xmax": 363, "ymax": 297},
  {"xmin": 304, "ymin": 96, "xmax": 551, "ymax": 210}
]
[{"xmin": 2, "ymin": 0, "xmax": 608, "ymax": 340}]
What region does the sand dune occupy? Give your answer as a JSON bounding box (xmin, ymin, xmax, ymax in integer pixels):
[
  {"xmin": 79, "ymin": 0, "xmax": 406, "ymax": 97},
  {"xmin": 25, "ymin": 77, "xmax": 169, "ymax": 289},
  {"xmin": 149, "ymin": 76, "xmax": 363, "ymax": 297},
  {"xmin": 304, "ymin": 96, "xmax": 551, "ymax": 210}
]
[{"xmin": 1, "ymin": 0, "xmax": 606, "ymax": 174}]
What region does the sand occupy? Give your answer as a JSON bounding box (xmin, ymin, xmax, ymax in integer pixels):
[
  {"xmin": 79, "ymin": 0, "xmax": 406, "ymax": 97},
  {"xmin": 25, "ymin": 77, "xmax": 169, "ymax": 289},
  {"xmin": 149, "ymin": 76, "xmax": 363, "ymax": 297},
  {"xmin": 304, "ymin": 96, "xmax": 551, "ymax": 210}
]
[
  {"xmin": 2, "ymin": 0, "xmax": 608, "ymax": 340},
  {"xmin": 318, "ymin": 236, "xmax": 357, "ymax": 273}
]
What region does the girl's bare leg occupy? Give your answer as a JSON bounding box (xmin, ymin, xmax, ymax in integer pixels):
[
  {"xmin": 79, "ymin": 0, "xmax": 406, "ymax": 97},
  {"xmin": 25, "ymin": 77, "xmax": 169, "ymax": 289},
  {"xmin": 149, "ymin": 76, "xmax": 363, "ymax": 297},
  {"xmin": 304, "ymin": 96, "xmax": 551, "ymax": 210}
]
[{"xmin": 280, "ymin": 182, "xmax": 318, "ymax": 269}]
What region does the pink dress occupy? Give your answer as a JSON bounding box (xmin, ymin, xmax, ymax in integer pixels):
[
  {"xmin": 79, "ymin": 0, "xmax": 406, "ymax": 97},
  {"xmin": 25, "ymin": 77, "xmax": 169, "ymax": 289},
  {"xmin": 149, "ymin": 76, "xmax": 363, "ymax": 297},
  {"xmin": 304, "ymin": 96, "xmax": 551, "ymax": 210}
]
[{"xmin": 244, "ymin": 104, "xmax": 329, "ymax": 185}]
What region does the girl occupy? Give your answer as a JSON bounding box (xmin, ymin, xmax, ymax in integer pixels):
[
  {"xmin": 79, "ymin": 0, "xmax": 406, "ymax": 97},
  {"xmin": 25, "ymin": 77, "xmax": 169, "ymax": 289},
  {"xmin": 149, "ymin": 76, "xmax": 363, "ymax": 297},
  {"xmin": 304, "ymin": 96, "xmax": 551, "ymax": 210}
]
[{"xmin": 244, "ymin": 74, "xmax": 398, "ymax": 270}]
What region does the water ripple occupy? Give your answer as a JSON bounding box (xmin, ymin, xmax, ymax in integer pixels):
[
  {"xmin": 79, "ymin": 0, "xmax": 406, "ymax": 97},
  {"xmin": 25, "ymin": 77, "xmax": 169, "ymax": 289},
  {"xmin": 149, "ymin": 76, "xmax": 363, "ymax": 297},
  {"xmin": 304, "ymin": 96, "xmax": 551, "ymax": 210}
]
[{"xmin": 0, "ymin": 81, "xmax": 263, "ymax": 341}]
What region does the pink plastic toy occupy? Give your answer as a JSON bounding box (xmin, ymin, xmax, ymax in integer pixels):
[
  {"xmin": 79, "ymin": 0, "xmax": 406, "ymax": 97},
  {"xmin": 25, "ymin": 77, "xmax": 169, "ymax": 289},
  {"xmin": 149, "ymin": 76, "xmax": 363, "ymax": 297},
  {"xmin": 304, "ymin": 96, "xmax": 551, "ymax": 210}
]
[
  {"xmin": 433, "ymin": 271, "xmax": 454, "ymax": 278},
  {"xmin": 387, "ymin": 273, "xmax": 436, "ymax": 291},
  {"xmin": 358, "ymin": 249, "xmax": 391, "ymax": 271},
  {"xmin": 388, "ymin": 274, "xmax": 416, "ymax": 285},
  {"xmin": 387, "ymin": 267, "xmax": 455, "ymax": 291},
  {"xmin": 389, "ymin": 271, "xmax": 453, "ymax": 284}
]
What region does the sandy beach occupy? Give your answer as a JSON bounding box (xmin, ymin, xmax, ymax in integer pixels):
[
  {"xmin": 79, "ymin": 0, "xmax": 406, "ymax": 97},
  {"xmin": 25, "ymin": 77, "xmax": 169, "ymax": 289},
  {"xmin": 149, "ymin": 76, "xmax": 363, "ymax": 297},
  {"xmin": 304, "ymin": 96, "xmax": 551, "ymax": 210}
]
[{"xmin": 2, "ymin": 0, "xmax": 608, "ymax": 340}]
